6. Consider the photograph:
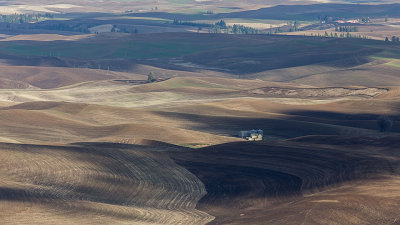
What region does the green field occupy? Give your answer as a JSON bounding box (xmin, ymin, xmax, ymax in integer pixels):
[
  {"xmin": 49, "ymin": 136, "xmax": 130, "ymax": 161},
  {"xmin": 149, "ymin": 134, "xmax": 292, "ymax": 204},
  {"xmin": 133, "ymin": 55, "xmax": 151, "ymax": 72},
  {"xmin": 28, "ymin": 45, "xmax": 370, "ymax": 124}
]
[
  {"xmin": 2, "ymin": 40, "xmax": 210, "ymax": 60},
  {"xmin": 0, "ymin": 33, "xmax": 399, "ymax": 74}
]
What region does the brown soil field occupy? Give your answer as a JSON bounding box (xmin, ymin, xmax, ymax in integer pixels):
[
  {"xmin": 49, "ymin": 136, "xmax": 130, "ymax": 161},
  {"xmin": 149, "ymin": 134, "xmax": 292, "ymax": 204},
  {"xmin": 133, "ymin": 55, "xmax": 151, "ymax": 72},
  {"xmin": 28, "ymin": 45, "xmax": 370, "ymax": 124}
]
[
  {"xmin": 0, "ymin": 76, "xmax": 395, "ymax": 146},
  {"xmin": 0, "ymin": 52, "xmax": 400, "ymax": 224},
  {"xmin": 281, "ymin": 18, "xmax": 400, "ymax": 41},
  {"xmin": 0, "ymin": 0, "xmax": 364, "ymax": 14},
  {"xmin": 0, "ymin": 65, "xmax": 146, "ymax": 89},
  {"xmin": 0, "ymin": 142, "xmax": 214, "ymax": 224},
  {"xmin": 170, "ymin": 138, "xmax": 400, "ymax": 224},
  {"xmin": 2, "ymin": 136, "xmax": 400, "ymax": 225},
  {"xmin": 250, "ymin": 59, "xmax": 400, "ymax": 87},
  {"xmin": 0, "ymin": 34, "xmax": 94, "ymax": 42}
]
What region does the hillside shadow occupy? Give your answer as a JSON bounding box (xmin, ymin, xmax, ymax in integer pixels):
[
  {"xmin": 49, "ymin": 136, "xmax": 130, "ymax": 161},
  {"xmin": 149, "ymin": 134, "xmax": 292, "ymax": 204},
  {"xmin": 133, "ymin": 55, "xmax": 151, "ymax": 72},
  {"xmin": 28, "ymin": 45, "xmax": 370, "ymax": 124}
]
[
  {"xmin": 0, "ymin": 140, "xmax": 399, "ymax": 223},
  {"xmin": 171, "ymin": 140, "xmax": 399, "ymax": 212},
  {"xmin": 282, "ymin": 109, "xmax": 400, "ymax": 133},
  {"xmin": 0, "ymin": 187, "xmax": 158, "ymax": 222},
  {"xmin": 0, "ymin": 142, "xmax": 185, "ymax": 216},
  {"xmin": 155, "ymin": 111, "xmax": 396, "ymax": 140}
]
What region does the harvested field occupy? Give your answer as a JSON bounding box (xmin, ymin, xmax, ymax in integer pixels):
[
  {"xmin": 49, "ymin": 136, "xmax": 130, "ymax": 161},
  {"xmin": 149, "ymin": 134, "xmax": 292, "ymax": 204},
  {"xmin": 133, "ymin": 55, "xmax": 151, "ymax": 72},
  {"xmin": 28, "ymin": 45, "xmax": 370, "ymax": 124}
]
[
  {"xmin": 0, "ymin": 30, "xmax": 399, "ymax": 225},
  {"xmin": 0, "ymin": 65, "xmax": 146, "ymax": 89},
  {"xmin": 0, "ymin": 76, "xmax": 396, "ymax": 146},
  {"xmin": 0, "ymin": 33, "xmax": 399, "ymax": 80},
  {"xmin": 247, "ymin": 87, "xmax": 388, "ymax": 99},
  {"xmin": 170, "ymin": 139, "xmax": 400, "ymax": 225},
  {"xmin": 0, "ymin": 34, "xmax": 93, "ymax": 42},
  {"xmin": 0, "ymin": 142, "xmax": 214, "ymax": 225},
  {"xmin": 2, "ymin": 136, "xmax": 400, "ymax": 224}
]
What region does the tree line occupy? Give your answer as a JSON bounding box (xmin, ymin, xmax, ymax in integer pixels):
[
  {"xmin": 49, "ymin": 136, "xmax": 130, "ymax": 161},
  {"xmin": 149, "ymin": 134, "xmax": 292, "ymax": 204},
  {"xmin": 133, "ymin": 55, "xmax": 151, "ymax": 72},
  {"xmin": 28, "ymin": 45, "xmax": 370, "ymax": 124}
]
[
  {"xmin": 173, "ymin": 19, "xmax": 212, "ymax": 28},
  {"xmin": 173, "ymin": 19, "xmax": 260, "ymax": 35},
  {"xmin": 385, "ymin": 36, "xmax": 400, "ymax": 43},
  {"xmin": 335, "ymin": 25, "xmax": 359, "ymax": 32},
  {"xmin": 309, "ymin": 32, "xmax": 368, "ymax": 39},
  {"xmin": 0, "ymin": 13, "xmax": 54, "ymax": 24}
]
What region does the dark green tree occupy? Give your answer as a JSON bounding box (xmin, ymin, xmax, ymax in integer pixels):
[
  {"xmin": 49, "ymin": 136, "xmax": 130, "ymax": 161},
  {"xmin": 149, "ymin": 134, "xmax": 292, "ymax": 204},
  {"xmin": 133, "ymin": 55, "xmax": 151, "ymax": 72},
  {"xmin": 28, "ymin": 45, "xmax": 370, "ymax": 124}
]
[
  {"xmin": 215, "ymin": 20, "xmax": 227, "ymax": 29},
  {"xmin": 147, "ymin": 72, "xmax": 156, "ymax": 83}
]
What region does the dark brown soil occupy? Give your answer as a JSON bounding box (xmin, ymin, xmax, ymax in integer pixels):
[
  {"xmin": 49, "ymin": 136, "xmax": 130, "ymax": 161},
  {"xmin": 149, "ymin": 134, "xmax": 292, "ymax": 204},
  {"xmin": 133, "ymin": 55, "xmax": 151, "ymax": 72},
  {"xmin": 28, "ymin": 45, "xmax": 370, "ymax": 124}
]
[{"xmin": 170, "ymin": 139, "xmax": 400, "ymax": 224}]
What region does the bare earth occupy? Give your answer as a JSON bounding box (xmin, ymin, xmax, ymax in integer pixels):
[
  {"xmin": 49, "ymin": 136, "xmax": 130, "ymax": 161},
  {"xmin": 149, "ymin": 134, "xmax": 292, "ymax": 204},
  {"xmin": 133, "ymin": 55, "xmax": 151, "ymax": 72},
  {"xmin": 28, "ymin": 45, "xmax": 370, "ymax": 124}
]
[
  {"xmin": 0, "ymin": 29, "xmax": 399, "ymax": 224},
  {"xmin": 0, "ymin": 65, "xmax": 399, "ymax": 224}
]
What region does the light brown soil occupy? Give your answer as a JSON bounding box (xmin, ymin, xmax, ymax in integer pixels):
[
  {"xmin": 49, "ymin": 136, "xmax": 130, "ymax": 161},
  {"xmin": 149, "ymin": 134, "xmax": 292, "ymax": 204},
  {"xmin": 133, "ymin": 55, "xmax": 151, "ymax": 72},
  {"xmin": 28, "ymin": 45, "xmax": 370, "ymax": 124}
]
[
  {"xmin": 0, "ymin": 34, "xmax": 94, "ymax": 42},
  {"xmin": 0, "ymin": 142, "xmax": 213, "ymax": 225},
  {"xmin": 0, "ymin": 65, "xmax": 146, "ymax": 89},
  {"xmin": 0, "ymin": 71, "xmax": 398, "ymax": 224}
]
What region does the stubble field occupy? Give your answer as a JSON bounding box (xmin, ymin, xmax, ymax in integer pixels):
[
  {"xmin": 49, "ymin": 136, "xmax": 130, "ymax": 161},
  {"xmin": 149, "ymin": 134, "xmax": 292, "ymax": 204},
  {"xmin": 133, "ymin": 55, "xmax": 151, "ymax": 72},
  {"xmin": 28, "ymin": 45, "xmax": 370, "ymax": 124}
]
[{"xmin": 0, "ymin": 32, "xmax": 400, "ymax": 224}]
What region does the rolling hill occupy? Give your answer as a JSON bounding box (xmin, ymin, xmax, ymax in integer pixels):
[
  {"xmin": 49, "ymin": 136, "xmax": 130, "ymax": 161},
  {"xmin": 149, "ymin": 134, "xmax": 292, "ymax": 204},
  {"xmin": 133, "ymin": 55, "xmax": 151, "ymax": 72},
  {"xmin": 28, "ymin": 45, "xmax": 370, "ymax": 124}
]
[{"xmin": 0, "ymin": 17, "xmax": 399, "ymax": 225}]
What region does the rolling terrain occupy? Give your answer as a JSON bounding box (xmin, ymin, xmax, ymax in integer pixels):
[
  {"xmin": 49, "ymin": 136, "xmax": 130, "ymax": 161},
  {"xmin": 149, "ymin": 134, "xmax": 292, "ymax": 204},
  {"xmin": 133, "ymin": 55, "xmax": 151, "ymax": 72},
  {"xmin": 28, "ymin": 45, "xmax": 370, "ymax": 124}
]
[
  {"xmin": 0, "ymin": 33, "xmax": 400, "ymax": 82},
  {"xmin": 0, "ymin": 142, "xmax": 214, "ymax": 225},
  {"xmin": 3, "ymin": 1, "xmax": 398, "ymax": 15},
  {"xmin": 0, "ymin": 20, "xmax": 399, "ymax": 225},
  {"xmin": 172, "ymin": 139, "xmax": 400, "ymax": 225}
]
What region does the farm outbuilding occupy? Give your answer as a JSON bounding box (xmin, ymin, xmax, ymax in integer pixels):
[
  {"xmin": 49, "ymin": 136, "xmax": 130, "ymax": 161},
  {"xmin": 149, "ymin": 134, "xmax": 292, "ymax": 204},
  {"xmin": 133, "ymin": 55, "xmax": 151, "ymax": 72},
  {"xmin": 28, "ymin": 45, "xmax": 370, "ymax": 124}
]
[{"xmin": 239, "ymin": 129, "xmax": 263, "ymax": 141}]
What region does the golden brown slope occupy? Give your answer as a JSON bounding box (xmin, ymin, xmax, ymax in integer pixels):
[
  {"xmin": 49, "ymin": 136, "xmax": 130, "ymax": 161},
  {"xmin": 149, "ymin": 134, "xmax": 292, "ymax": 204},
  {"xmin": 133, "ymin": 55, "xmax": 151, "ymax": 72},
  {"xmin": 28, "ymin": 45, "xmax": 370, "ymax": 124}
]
[
  {"xmin": 0, "ymin": 142, "xmax": 213, "ymax": 225},
  {"xmin": 0, "ymin": 76, "xmax": 396, "ymax": 146},
  {"xmin": 0, "ymin": 65, "xmax": 146, "ymax": 89},
  {"xmin": 0, "ymin": 71, "xmax": 398, "ymax": 225}
]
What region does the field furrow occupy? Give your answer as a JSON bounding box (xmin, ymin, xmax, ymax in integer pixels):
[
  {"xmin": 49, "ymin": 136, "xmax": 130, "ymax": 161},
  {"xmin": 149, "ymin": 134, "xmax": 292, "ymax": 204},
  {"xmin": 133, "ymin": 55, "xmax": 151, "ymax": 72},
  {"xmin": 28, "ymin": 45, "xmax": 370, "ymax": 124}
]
[{"xmin": 0, "ymin": 143, "xmax": 214, "ymax": 225}]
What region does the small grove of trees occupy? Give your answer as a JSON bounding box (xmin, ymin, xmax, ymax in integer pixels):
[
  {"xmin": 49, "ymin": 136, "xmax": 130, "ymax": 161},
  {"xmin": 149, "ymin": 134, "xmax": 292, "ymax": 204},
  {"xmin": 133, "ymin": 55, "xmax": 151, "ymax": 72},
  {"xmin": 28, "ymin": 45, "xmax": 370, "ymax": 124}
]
[
  {"xmin": 268, "ymin": 21, "xmax": 300, "ymax": 34},
  {"xmin": 38, "ymin": 23, "xmax": 90, "ymax": 33},
  {"xmin": 147, "ymin": 72, "xmax": 156, "ymax": 83},
  {"xmin": 211, "ymin": 20, "xmax": 260, "ymax": 34},
  {"xmin": 310, "ymin": 32, "xmax": 368, "ymax": 39},
  {"xmin": 173, "ymin": 19, "xmax": 210, "ymax": 28},
  {"xmin": 215, "ymin": 20, "xmax": 227, "ymax": 29},
  {"xmin": 0, "ymin": 13, "xmax": 54, "ymax": 24},
  {"xmin": 385, "ymin": 36, "xmax": 400, "ymax": 43},
  {"xmin": 335, "ymin": 25, "xmax": 359, "ymax": 32},
  {"xmin": 173, "ymin": 19, "xmax": 260, "ymax": 35},
  {"xmin": 231, "ymin": 24, "xmax": 259, "ymax": 34},
  {"xmin": 113, "ymin": 25, "xmax": 139, "ymax": 34},
  {"xmin": 287, "ymin": 21, "xmax": 300, "ymax": 32},
  {"xmin": 318, "ymin": 16, "xmax": 369, "ymax": 24}
]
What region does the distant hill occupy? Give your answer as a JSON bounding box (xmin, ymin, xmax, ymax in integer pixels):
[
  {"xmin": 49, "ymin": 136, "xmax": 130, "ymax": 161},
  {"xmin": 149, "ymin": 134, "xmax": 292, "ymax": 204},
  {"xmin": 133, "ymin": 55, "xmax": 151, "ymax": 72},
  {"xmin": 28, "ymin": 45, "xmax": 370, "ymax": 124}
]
[
  {"xmin": 221, "ymin": 3, "xmax": 400, "ymax": 20},
  {"xmin": 1, "ymin": 33, "xmax": 400, "ymax": 78},
  {"xmin": 131, "ymin": 4, "xmax": 400, "ymax": 21}
]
